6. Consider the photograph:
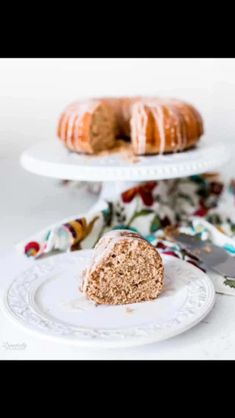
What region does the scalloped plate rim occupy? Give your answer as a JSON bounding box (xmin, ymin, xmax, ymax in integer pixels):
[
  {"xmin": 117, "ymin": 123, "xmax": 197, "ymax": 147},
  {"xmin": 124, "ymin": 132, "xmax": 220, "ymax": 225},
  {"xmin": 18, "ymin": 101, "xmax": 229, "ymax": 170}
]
[{"xmin": 1, "ymin": 251, "xmax": 216, "ymax": 348}]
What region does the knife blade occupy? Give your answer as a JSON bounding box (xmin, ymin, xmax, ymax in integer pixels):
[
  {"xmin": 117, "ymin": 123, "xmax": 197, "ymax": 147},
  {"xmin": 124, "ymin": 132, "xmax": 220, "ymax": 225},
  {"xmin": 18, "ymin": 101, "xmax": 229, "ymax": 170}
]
[{"xmin": 169, "ymin": 231, "xmax": 235, "ymax": 278}]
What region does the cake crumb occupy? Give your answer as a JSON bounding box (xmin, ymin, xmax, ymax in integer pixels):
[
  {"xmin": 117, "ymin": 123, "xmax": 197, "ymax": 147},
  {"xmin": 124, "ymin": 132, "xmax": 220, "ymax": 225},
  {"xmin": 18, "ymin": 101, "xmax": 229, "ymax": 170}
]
[
  {"xmin": 95, "ymin": 140, "xmax": 132, "ymax": 156},
  {"xmin": 126, "ymin": 307, "xmax": 134, "ymax": 314},
  {"xmin": 93, "ymin": 140, "xmax": 140, "ymax": 163},
  {"xmin": 124, "ymin": 153, "xmax": 140, "ymax": 163},
  {"xmin": 203, "ymin": 245, "xmax": 212, "ymax": 253}
]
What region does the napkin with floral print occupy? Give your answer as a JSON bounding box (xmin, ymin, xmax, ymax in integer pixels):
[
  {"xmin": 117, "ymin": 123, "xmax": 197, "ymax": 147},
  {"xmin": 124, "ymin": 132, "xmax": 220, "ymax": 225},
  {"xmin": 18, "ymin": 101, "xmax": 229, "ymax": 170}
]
[{"xmin": 18, "ymin": 173, "xmax": 235, "ymax": 295}]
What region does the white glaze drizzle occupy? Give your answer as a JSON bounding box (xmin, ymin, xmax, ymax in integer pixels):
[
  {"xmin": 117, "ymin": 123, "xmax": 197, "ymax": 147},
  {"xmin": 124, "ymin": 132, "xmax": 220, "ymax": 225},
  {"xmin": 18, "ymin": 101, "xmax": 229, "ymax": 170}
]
[
  {"xmin": 169, "ymin": 99, "xmax": 189, "ymax": 150},
  {"xmin": 130, "ymin": 102, "xmax": 148, "ymax": 154},
  {"xmin": 149, "ymin": 102, "xmax": 166, "ymax": 155},
  {"xmin": 167, "ymin": 102, "xmax": 183, "ymax": 151},
  {"xmin": 60, "ymin": 101, "xmax": 100, "ymax": 151},
  {"xmin": 66, "ymin": 110, "xmax": 78, "ymax": 149},
  {"xmin": 146, "ymin": 97, "xmax": 202, "ymax": 154},
  {"xmin": 60, "ymin": 110, "xmax": 70, "ymax": 142},
  {"xmin": 60, "ymin": 103, "xmax": 77, "ymax": 145},
  {"xmin": 170, "ymin": 98, "xmax": 204, "ymax": 145},
  {"xmin": 72, "ymin": 113, "xmax": 80, "ymax": 152}
]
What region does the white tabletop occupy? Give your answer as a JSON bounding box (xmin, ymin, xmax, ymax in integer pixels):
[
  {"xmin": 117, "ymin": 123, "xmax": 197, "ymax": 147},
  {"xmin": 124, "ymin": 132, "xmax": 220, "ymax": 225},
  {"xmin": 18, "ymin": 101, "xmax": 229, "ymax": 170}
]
[{"xmin": 1, "ymin": 134, "xmax": 235, "ymax": 360}]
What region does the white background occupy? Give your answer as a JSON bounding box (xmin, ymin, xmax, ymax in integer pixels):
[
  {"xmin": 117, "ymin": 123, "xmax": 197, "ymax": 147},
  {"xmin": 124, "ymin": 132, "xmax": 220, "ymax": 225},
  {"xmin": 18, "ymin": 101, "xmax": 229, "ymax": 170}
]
[
  {"xmin": 1, "ymin": 58, "xmax": 235, "ymax": 359},
  {"xmin": 1, "ymin": 58, "xmax": 235, "ymax": 151}
]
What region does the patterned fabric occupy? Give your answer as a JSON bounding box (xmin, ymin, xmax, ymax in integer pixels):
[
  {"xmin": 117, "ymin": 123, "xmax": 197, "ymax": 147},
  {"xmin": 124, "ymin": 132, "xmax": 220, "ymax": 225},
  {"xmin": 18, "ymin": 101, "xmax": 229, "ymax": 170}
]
[{"xmin": 19, "ymin": 174, "xmax": 235, "ymax": 294}]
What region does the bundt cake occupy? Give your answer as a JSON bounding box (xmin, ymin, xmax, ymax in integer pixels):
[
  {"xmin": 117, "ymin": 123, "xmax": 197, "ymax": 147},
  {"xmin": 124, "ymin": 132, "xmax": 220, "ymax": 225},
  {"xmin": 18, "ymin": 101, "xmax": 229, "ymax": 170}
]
[
  {"xmin": 57, "ymin": 96, "xmax": 204, "ymax": 156},
  {"xmin": 81, "ymin": 230, "xmax": 164, "ymax": 305}
]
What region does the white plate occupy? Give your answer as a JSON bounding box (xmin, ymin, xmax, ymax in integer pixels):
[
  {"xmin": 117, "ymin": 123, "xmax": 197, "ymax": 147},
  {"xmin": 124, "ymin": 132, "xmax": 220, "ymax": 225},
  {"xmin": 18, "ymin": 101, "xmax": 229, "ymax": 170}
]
[
  {"xmin": 21, "ymin": 139, "xmax": 230, "ymax": 182},
  {"xmin": 2, "ymin": 251, "xmax": 215, "ymax": 348}
]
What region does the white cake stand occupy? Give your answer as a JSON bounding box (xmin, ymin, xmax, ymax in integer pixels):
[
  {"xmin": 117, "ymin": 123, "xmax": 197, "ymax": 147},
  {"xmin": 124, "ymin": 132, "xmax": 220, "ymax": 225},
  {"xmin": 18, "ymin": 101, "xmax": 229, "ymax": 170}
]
[{"xmin": 21, "ymin": 139, "xmax": 230, "ymax": 201}]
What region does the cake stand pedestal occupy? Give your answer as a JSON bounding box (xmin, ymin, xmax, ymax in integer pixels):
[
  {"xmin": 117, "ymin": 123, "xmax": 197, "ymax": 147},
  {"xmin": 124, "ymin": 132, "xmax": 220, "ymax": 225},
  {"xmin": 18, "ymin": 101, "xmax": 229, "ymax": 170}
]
[{"xmin": 20, "ymin": 139, "xmax": 230, "ymax": 203}]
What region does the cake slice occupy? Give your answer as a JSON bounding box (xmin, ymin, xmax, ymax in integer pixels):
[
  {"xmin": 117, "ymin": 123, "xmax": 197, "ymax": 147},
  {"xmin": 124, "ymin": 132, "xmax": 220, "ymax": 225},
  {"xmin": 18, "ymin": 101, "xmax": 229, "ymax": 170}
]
[{"xmin": 82, "ymin": 230, "xmax": 164, "ymax": 305}]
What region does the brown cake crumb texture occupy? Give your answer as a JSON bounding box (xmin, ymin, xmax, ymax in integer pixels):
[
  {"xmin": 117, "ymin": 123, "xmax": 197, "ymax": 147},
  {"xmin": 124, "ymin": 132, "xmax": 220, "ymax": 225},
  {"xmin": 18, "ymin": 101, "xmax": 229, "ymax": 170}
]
[
  {"xmin": 90, "ymin": 103, "xmax": 116, "ymax": 152},
  {"xmin": 82, "ymin": 231, "xmax": 164, "ymax": 305}
]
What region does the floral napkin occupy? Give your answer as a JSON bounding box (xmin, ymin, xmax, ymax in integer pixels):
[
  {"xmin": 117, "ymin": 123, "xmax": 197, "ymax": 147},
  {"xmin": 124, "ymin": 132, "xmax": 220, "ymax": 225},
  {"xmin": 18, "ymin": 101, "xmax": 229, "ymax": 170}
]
[{"xmin": 18, "ymin": 174, "xmax": 235, "ymax": 295}]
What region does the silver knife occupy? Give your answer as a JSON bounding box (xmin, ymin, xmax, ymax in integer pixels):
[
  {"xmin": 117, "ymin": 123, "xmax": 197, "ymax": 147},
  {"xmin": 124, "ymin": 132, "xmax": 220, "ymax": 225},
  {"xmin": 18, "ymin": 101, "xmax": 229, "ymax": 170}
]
[{"xmin": 170, "ymin": 232, "xmax": 235, "ymax": 278}]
